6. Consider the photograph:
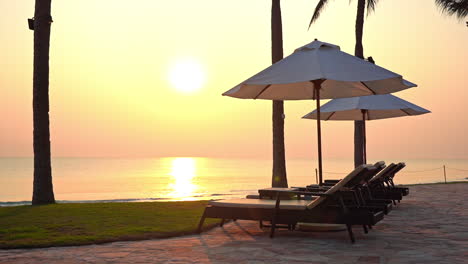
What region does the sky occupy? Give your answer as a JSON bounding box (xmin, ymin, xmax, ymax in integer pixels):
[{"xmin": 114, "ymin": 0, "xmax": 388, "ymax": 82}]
[{"xmin": 1, "ymin": 0, "xmax": 467, "ymax": 160}]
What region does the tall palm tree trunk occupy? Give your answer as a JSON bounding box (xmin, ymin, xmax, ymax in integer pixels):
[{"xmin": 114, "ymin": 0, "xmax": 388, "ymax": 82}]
[
  {"xmin": 271, "ymin": 0, "xmax": 288, "ymax": 187},
  {"xmin": 353, "ymin": 0, "xmax": 366, "ymax": 168},
  {"xmin": 32, "ymin": 0, "xmax": 55, "ymax": 205}
]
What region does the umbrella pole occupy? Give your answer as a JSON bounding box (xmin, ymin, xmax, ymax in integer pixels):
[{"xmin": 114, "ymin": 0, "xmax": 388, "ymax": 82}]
[
  {"xmin": 362, "ymin": 110, "xmax": 367, "ymax": 164},
  {"xmin": 313, "ymin": 80, "xmax": 324, "ymax": 184}
]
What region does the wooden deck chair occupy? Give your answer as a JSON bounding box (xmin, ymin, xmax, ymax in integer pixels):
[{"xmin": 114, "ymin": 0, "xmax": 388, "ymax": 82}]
[
  {"xmin": 368, "ymin": 163, "xmax": 407, "ymax": 203},
  {"xmin": 309, "ymin": 161, "xmax": 386, "ymax": 187},
  {"xmin": 383, "ymin": 162, "xmax": 409, "ymax": 196},
  {"xmin": 197, "ymin": 165, "xmax": 384, "ymax": 243},
  {"xmin": 303, "ymin": 162, "xmax": 393, "ymax": 216}
]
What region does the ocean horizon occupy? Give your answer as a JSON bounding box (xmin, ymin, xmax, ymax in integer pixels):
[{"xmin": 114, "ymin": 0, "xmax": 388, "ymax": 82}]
[{"xmin": 2, "ymin": 157, "xmax": 467, "ymax": 206}]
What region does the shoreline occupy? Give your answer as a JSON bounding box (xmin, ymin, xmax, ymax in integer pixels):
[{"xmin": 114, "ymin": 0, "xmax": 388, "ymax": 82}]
[
  {"xmin": 1, "ymin": 181, "xmax": 467, "ymax": 207},
  {"xmin": 403, "ymin": 180, "xmax": 468, "ymax": 186}
]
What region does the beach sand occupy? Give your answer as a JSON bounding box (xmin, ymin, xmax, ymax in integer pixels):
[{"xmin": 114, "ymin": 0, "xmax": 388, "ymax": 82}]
[{"xmin": 1, "ymin": 183, "xmax": 467, "ymax": 264}]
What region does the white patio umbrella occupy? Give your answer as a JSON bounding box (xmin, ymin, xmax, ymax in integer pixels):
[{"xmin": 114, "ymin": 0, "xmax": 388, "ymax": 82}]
[
  {"xmin": 223, "ymin": 39, "xmax": 417, "ymax": 184},
  {"xmin": 303, "ymin": 94, "xmax": 430, "ymax": 163}
]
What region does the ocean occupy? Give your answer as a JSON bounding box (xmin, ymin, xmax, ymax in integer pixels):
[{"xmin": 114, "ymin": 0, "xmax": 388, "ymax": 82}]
[{"xmin": 1, "ymin": 157, "xmax": 467, "ymax": 206}]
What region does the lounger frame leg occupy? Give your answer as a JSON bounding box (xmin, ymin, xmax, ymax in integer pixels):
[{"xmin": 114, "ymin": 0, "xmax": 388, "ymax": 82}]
[
  {"xmin": 346, "ymin": 224, "xmax": 355, "ymax": 243},
  {"xmin": 270, "ymin": 193, "xmax": 281, "ymax": 238},
  {"xmin": 197, "ymin": 211, "xmax": 207, "ymax": 234},
  {"xmin": 270, "ymin": 218, "xmax": 276, "ymax": 238},
  {"xmin": 363, "ymin": 225, "xmax": 368, "ymax": 234},
  {"xmin": 220, "ymin": 219, "xmax": 225, "ymax": 227}
]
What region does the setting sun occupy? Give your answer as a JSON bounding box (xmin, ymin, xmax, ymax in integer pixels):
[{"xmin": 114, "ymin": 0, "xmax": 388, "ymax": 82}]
[{"xmin": 168, "ymin": 59, "xmax": 205, "ymax": 93}]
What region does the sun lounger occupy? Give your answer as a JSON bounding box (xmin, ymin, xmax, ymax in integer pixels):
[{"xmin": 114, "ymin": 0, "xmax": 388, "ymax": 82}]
[
  {"xmin": 368, "ymin": 163, "xmax": 408, "ymax": 202},
  {"xmin": 307, "ymin": 161, "xmax": 386, "ymax": 188},
  {"xmin": 300, "ymin": 162, "xmax": 393, "ymax": 215},
  {"xmin": 197, "ymin": 165, "xmax": 385, "ymax": 243},
  {"xmin": 258, "ymin": 162, "xmax": 392, "ymax": 217},
  {"xmin": 383, "ymin": 162, "xmax": 409, "ymax": 196}
]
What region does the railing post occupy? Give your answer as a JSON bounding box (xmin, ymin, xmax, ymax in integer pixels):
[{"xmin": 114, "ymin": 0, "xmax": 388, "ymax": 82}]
[
  {"xmin": 443, "ymin": 165, "xmax": 447, "ymax": 184},
  {"xmin": 315, "ymin": 168, "xmax": 318, "ymax": 184}
]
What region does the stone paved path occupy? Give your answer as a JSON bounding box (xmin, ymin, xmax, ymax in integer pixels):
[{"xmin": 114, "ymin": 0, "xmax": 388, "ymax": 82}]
[{"xmin": 1, "ymin": 183, "xmax": 467, "ymax": 264}]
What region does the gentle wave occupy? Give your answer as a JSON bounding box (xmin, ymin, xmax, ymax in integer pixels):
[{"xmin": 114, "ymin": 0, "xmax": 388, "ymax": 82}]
[{"xmin": 0, "ymin": 201, "xmax": 32, "ymax": 207}]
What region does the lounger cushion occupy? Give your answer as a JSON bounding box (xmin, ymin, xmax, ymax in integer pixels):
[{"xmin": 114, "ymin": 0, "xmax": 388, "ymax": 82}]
[{"xmin": 209, "ymin": 198, "xmax": 312, "ymax": 210}]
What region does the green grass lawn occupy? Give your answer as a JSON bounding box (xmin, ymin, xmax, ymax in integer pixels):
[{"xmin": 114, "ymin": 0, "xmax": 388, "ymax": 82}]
[{"xmin": 0, "ymin": 201, "xmax": 219, "ymax": 249}]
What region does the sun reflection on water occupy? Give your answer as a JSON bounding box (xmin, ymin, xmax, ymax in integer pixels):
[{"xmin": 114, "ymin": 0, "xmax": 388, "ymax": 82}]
[{"xmin": 167, "ymin": 157, "xmax": 198, "ymax": 200}]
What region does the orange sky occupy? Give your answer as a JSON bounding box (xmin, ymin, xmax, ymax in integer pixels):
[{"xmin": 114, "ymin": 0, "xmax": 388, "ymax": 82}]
[{"xmin": 1, "ymin": 0, "xmax": 467, "ymax": 160}]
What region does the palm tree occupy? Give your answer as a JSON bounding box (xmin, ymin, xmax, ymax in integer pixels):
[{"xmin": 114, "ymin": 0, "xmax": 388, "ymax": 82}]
[
  {"xmin": 436, "ymin": 0, "xmax": 468, "ymax": 19},
  {"xmin": 31, "ymin": 0, "xmax": 55, "ymax": 205},
  {"xmin": 309, "ymin": 0, "xmax": 378, "ymax": 167},
  {"xmin": 271, "ymin": 0, "xmax": 288, "ymax": 187}
]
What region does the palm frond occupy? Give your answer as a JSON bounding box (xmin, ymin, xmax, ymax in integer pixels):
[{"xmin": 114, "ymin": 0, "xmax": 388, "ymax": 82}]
[
  {"xmin": 451, "ymin": 0, "xmax": 468, "ymax": 18},
  {"xmin": 436, "ymin": 0, "xmax": 468, "ymax": 19},
  {"xmin": 309, "ymin": 0, "xmax": 331, "ymax": 29},
  {"xmin": 366, "ymin": 0, "xmax": 380, "ymax": 16}
]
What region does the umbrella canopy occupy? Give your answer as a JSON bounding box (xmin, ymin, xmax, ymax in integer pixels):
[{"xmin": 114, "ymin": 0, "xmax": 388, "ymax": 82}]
[
  {"xmin": 222, "ymin": 39, "xmax": 417, "ymax": 184},
  {"xmin": 223, "ymin": 40, "xmax": 416, "ymax": 100},
  {"xmin": 302, "ymin": 94, "xmax": 430, "ymax": 120},
  {"xmin": 302, "ymin": 94, "xmax": 430, "ymax": 163}
]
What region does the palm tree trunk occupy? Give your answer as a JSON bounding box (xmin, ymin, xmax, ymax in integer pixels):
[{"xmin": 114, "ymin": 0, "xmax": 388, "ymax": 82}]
[
  {"xmin": 271, "ymin": 0, "xmax": 288, "ymax": 187},
  {"xmin": 32, "ymin": 0, "xmax": 55, "ymax": 205},
  {"xmin": 353, "ymin": 0, "xmax": 366, "ymax": 168}
]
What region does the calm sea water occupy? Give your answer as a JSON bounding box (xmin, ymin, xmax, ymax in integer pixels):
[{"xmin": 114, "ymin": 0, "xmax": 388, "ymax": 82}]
[{"xmin": 1, "ymin": 157, "xmax": 467, "ymax": 206}]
